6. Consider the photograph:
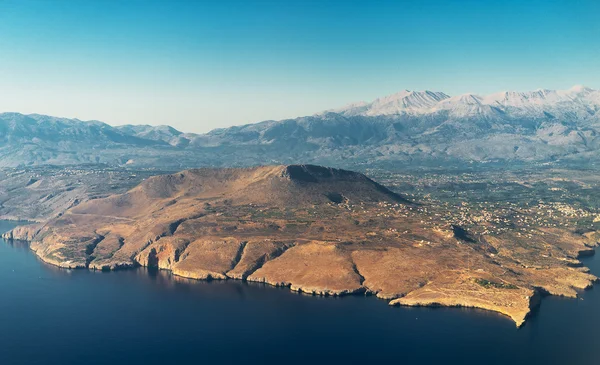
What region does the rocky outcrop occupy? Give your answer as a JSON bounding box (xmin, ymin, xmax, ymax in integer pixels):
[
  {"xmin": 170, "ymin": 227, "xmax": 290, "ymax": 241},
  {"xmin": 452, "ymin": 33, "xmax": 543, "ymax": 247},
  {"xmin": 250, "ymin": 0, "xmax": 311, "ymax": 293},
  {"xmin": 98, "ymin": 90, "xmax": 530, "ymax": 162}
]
[
  {"xmin": 2, "ymin": 224, "xmax": 43, "ymax": 241},
  {"xmin": 226, "ymin": 240, "xmax": 293, "ymax": 280},
  {"xmin": 247, "ymin": 242, "xmax": 365, "ymax": 296},
  {"xmin": 389, "ymin": 273, "xmax": 539, "ymax": 328},
  {"xmin": 135, "ymin": 237, "xmax": 191, "ymax": 270},
  {"xmin": 170, "ymin": 238, "xmax": 244, "ymax": 280}
]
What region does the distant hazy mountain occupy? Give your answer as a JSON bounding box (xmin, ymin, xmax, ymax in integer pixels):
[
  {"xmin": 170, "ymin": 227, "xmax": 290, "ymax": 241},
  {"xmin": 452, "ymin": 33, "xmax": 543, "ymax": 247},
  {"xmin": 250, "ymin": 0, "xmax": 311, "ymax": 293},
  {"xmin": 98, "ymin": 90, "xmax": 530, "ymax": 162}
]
[{"xmin": 1, "ymin": 85, "xmax": 599, "ymax": 169}]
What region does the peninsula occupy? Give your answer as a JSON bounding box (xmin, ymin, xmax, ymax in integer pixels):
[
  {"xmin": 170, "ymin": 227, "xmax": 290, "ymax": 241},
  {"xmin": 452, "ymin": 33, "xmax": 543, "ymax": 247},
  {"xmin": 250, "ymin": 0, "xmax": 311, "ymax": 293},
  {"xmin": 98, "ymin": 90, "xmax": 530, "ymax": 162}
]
[{"xmin": 4, "ymin": 164, "xmax": 598, "ymax": 327}]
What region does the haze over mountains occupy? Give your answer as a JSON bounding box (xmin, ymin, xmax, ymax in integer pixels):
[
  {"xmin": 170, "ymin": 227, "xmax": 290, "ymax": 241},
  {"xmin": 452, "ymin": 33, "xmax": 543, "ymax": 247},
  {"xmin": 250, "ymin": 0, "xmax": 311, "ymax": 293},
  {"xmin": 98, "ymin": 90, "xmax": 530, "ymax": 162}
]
[{"xmin": 1, "ymin": 85, "xmax": 599, "ymax": 168}]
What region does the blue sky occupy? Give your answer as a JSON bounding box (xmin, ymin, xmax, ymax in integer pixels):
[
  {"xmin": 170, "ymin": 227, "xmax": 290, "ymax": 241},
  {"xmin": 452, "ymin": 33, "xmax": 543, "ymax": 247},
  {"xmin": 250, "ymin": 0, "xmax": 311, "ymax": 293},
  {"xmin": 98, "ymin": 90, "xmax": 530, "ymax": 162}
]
[{"xmin": 0, "ymin": 0, "xmax": 598, "ymax": 133}]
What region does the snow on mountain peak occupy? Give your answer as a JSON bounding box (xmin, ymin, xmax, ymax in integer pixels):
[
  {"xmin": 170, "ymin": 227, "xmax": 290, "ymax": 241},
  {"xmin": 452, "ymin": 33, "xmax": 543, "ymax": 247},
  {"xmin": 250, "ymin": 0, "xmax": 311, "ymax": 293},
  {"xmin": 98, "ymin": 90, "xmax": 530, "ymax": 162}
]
[
  {"xmin": 482, "ymin": 89, "xmax": 565, "ymax": 107},
  {"xmin": 569, "ymin": 84, "xmax": 592, "ymax": 93},
  {"xmin": 324, "ymin": 86, "xmax": 598, "ymax": 119},
  {"xmin": 330, "ymin": 89, "xmax": 450, "ymax": 116},
  {"xmin": 451, "ymin": 94, "xmax": 483, "ymax": 105}
]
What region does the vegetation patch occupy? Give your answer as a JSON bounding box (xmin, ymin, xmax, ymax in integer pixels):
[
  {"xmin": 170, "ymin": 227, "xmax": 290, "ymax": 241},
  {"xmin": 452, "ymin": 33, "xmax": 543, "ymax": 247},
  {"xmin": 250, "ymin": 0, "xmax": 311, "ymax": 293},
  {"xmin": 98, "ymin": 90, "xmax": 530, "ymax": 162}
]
[{"xmin": 474, "ymin": 278, "xmax": 519, "ymax": 290}]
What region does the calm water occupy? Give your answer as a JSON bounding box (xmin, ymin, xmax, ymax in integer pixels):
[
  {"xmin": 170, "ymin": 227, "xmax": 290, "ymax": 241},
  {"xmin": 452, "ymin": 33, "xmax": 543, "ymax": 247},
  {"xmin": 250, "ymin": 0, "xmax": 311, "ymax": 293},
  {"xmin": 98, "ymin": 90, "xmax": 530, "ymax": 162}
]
[{"xmin": 1, "ymin": 220, "xmax": 599, "ymax": 365}]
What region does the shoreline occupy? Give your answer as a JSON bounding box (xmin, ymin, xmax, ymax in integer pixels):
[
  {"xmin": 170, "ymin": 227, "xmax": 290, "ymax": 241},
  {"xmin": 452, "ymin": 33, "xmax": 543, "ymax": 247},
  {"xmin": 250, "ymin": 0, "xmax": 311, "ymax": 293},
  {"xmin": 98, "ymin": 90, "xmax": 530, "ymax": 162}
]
[
  {"xmin": 1, "ymin": 234, "xmax": 571, "ymax": 328},
  {"xmin": 0, "ymin": 216, "xmax": 43, "ymax": 223},
  {"xmin": 3, "ymin": 214, "xmax": 597, "ymax": 329}
]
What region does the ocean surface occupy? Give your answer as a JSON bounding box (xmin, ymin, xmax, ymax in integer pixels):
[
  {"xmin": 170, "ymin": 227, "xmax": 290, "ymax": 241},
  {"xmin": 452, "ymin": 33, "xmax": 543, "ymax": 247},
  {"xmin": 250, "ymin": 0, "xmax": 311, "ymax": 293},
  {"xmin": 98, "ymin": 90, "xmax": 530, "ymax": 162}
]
[{"xmin": 1, "ymin": 220, "xmax": 599, "ymax": 365}]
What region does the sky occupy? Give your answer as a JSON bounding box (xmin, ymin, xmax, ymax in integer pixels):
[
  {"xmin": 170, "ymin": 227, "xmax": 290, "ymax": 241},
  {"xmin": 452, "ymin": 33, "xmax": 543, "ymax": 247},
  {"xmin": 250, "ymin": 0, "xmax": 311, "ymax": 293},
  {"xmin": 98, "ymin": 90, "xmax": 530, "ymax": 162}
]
[{"xmin": 0, "ymin": 0, "xmax": 598, "ymax": 133}]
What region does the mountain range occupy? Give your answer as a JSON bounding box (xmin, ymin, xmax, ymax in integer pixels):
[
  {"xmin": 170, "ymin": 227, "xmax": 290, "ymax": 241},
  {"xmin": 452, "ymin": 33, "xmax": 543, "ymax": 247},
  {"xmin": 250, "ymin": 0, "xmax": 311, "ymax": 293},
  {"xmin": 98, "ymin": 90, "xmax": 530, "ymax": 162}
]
[{"xmin": 1, "ymin": 85, "xmax": 599, "ymax": 169}]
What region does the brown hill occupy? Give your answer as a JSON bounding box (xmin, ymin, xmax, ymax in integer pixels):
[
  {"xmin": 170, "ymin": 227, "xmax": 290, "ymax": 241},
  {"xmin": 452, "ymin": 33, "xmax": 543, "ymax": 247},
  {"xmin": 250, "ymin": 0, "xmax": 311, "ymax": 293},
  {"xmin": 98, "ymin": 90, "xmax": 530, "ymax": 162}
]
[{"xmin": 70, "ymin": 164, "xmax": 411, "ymax": 218}]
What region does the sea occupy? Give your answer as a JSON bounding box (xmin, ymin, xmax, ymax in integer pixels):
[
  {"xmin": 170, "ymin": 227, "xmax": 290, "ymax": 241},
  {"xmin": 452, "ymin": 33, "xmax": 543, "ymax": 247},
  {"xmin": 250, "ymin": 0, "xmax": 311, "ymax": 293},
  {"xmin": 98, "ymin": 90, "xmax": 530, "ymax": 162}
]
[{"xmin": 0, "ymin": 220, "xmax": 598, "ymax": 365}]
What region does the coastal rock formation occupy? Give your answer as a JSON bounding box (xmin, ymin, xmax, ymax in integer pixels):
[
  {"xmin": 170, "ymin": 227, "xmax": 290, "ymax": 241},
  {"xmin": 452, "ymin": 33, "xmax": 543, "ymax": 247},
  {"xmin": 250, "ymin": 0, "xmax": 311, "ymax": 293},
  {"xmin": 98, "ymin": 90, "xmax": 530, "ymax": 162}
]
[
  {"xmin": 2, "ymin": 223, "xmax": 43, "ymax": 241},
  {"xmin": 3, "ymin": 164, "xmax": 598, "ymax": 327},
  {"xmin": 389, "ymin": 274, "xmax": 538, "ymax": 328},
  {"xmin": 247, "ymin": 241, "xmax": 365, "ymax": 295}
]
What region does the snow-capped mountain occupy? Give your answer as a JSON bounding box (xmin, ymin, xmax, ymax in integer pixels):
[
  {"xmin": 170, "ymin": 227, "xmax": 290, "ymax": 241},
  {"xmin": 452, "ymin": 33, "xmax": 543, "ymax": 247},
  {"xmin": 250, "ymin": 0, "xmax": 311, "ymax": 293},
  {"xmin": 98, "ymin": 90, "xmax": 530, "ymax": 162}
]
[
  {"xmin": 330, "ymin": 90, "xmax": 450, "ymax": 116},
  {"xmin": 432, "ymin": 94, "xmax": 500, "ymax": 118},
  {"xmin": 330, "ymin": 85, "xmax": 600, "ymax": 120},
  {"xmin": 1, "ymin": 85, "xmax": 600, "ymax": 169}
]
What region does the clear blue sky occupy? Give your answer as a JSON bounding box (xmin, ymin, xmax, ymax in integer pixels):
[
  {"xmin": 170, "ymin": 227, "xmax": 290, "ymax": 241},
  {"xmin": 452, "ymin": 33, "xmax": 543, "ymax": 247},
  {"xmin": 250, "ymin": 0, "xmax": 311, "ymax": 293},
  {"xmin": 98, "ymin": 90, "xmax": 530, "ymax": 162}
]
[{"xmin": 0, "ymin": 0, "xmax": 598, "ymax": 133}]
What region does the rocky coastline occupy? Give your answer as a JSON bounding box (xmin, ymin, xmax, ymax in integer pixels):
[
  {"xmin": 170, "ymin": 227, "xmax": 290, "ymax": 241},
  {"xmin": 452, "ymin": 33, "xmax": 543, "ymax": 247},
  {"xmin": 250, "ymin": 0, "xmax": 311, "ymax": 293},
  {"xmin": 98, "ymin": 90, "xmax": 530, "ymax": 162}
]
[{"xmin": 3, "ymin": 219, "xmax": 597, "ymax": 328}]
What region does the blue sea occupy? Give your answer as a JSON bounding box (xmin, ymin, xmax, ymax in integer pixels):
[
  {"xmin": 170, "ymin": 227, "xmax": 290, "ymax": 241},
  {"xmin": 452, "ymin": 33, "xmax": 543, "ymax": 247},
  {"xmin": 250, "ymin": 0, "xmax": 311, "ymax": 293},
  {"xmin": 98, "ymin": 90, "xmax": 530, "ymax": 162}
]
[{"xmin": 0, "ymin": 220, "xmax": 598, "ymax": 365}]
